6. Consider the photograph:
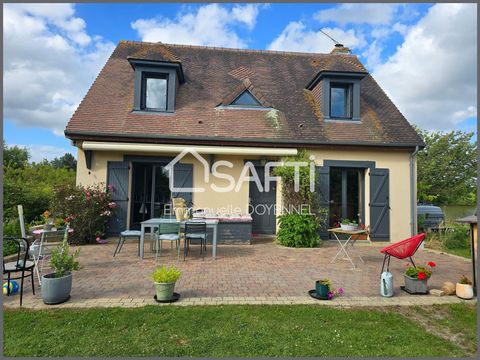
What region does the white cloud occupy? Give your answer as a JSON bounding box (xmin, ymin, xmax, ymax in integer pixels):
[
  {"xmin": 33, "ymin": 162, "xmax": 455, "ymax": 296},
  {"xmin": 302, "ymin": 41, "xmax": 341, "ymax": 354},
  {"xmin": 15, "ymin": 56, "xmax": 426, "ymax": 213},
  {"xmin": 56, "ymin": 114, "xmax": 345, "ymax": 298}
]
[
  {"xmin": 267, "ymin": 22, "xmax": 365, "ymax": 53},
  {"xmin": 131, "ymin": 4, "xmax": 261, "ymax": 48},
  {"xmin": 12, "ymin": 144, "xmax": 75, "ymax": 163},
  {"xmin": 3, "ymin": 4, "xmax": 115, "ymax": 135},
  {"xmin": 372, "ymin": 3, "xmax": 477, "ymax": 131},
  {"xmin": 314, "ymin": 4, "xmax": 399, "ymax": 26}
]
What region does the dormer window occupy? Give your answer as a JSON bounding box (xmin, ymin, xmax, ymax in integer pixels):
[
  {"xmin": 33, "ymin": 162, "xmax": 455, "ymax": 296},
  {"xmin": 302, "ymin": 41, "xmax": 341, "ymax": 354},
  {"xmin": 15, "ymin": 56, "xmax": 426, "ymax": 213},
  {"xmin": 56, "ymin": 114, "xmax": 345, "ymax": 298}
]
[
  {"xmin": 306, "ymin": 70, "xmax": 366, "ymax": 122},
  {"xmin": 230, "ymin": 90, "xmax": 262, "ymax": 107},
  {"xmin": 142, "ymin": 73, "xmax": 168, "ymax": 111},
  {"xmin": 330, "ymin": 83, "xmax": 352, "ymax": 119},
  {"xmin": 129, "ymin": 59, "xmax": 185, "ymax": 114}
]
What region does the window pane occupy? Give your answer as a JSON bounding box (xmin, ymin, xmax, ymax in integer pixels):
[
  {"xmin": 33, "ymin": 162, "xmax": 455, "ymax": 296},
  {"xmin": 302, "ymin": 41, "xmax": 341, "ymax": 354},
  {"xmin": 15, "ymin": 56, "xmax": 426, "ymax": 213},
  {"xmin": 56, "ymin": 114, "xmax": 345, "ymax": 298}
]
[
  {"xmin": 231, "ymin": 90, "xmax": 261, "ymax": 106},
  {"xmin": 146, "ymin": 77, "xmax": 167, "ymax": 110},
  {"xmin": 330, "ymin": 86, "xmax": 348, "ymax": 118}
]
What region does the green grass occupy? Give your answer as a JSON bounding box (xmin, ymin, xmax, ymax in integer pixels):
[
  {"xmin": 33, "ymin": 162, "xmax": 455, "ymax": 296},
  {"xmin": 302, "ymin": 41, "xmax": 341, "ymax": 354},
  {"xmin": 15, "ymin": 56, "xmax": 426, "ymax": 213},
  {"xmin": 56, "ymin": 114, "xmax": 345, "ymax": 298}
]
[
  {"xmin": 3, "ymin": 305, "xmax": 472, "ymax": 357},
  {"xmin": 444, "ymin": 247, "xmax": 471, "ymax": 258}
]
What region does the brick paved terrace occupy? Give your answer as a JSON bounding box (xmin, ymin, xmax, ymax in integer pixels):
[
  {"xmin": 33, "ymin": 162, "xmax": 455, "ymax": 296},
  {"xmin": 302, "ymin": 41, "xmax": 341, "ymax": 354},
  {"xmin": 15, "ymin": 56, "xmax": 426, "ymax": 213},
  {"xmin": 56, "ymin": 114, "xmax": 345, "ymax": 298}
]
[{"xmin": 3, "ymin": 237, "xmax": 474, "ymax": 308}]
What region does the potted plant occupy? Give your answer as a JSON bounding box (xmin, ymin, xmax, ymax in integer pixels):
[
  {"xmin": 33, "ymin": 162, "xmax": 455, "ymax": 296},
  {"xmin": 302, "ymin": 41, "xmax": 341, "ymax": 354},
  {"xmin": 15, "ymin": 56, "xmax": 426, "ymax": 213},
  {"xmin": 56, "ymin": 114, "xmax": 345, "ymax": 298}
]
[
  {"xmin": 41, "ymin": 239, "xmax": 80, "ymax": 304},
  {"xmin": 151, "ymin": 265, "xmax": 182, "ymax": 301},
  {"xmin": 456, "ymin": 275, "xmax": 474, "ymax": 300},
  {"xmin": 340, "ymin": 219, "xmax": 358, "ymax": 231},
  {"xmin": 403, "ymin": 261, "xmax": 436, "ymax": 294},
  {"xmin": 315, "ymin": 278, "xmax": 345, "ymax": 299}
]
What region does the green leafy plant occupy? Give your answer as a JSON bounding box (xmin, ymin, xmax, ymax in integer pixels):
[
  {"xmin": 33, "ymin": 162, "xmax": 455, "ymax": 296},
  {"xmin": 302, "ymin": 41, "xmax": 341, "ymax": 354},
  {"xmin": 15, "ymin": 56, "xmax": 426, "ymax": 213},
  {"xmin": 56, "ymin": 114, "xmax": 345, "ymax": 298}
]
[
  {"xmin": 458, "ymin": 275, "xmax": 472, "ymax": 285},
  {"xmin": 277, "ymin": 213, "xmax": 320, "ymax": 248},
  {"xmin": 150, "ymin": 266, "xmax": 182, "ymax": 283},
  {"xmin": 50, "ymin": 183, "xmax": 115, "ymax": 244},
  {"xmin": 50, "ymin": 240, "xmax": 80, "ymax": 278},
  {"xmin": 340, "ymin": 218, "xmax": 358, "ymax": 225},
  {"xmin": 405, "ymin": 261, "xmax": 436, "ymax": 280},
  {"xmin": 318, "ymin": 278, "xmax": 345, "ymax": 299},
  {"xmin": 442, "ymin": 223, "xmax": 470, "ymax": 250}
]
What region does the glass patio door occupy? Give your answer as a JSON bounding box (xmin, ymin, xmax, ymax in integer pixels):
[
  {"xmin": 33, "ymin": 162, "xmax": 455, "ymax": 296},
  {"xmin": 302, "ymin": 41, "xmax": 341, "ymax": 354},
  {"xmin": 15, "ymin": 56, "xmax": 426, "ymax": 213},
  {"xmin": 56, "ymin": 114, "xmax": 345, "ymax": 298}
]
[{"xmin": 329, "ymin": 168, "xmax": 364, "ymax": 228}]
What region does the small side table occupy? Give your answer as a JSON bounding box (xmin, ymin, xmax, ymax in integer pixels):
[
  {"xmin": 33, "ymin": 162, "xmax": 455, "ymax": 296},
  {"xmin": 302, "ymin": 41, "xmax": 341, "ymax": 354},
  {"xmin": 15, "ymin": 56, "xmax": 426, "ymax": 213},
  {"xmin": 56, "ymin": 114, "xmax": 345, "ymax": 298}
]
[{"xmin": 328, "ymin": 228, "xmax": 369, "ymax": 269}]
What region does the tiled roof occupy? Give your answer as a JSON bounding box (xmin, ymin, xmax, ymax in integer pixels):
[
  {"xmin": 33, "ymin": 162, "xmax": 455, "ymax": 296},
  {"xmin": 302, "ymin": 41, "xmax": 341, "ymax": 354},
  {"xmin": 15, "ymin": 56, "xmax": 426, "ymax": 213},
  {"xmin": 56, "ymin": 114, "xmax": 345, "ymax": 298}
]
[{"xmin": 65, "ymin": 40, "xmax": 424, "ymax": 148}]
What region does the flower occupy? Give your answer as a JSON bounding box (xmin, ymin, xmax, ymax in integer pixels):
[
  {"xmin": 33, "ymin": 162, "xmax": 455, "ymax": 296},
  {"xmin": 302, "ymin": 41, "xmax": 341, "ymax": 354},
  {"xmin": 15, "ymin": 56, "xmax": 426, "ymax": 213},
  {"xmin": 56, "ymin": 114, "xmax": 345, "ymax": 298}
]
[
  {"xmin": 338, "ymin": 288, "xmax": 345, "ymax": 295},
  {"xmin": 108, "ymin": 202, "xmax": 117, "ymax": 209},
  {"xmin": 417, "ymin": 272, "xmax": 427, "ymax": 280},
  {"xmin": 107, "ymin": 184, "xmax": 114, "ymax": 191},
  {"xmin": 427, "ymin": 261, "xmax": 436, "ymax": 268},
  {"xmin": 327, "ymin": 291, "xmax": 334, "ymax": 299}
]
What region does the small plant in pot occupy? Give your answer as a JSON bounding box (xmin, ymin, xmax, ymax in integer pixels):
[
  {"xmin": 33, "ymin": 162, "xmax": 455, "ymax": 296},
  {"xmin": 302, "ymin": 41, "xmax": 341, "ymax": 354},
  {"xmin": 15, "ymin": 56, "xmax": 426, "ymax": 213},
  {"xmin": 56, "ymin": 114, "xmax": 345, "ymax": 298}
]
[
  {"xmin": 403, "ymin": 261, "xmax": 435, "ymax": 294},
  {"xmin": 315, "ymin": 278, "xmax": 345, "ymax": 300},
  {"xmin": 340, "ymin": 219, "xmax": 358, "ymax": 231},
  {"xmin": 456, "ymin": 275, "xmax": 474, "ymax": 300},
  {"xmin": 41, "ymin": 240, "xmax": 80, "ymax": 305},
  {"xmin": 151, "ymin": 266, "xmax": 182, "ymax": 301}
]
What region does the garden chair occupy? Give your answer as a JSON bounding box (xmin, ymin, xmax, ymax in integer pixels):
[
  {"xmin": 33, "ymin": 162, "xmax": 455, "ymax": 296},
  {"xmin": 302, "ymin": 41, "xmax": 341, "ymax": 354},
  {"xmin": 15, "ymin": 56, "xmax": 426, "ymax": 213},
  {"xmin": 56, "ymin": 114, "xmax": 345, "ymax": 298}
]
[
  {"xmin": 30, "ymin": 228, "xmax": 67, "ymax": 285},
  {"xmin": 379, "ymin": 233, "xmax": 426, "ymax": 275},
  {"xmin": 154, "ymin": 222, "xmax": 181, "ymax": 260},
  {"xmin": 113, "ymin": 230, "xmax": 142, "ymax": 257},
  {"xmin": 184, "ymin": 220, "xmax": 207, "ymax": 261},
  {"xmin": 3, "ymin": 237, "xmax": 36, "ymax": 306}
]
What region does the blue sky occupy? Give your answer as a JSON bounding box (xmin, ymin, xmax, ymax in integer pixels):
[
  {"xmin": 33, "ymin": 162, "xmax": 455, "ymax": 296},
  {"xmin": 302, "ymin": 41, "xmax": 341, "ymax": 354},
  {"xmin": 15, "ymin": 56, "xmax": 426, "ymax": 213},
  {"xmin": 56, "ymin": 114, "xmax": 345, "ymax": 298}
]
[{"xmin": 3, "ymin": 3, "xmax": 477, "ymax": 162}]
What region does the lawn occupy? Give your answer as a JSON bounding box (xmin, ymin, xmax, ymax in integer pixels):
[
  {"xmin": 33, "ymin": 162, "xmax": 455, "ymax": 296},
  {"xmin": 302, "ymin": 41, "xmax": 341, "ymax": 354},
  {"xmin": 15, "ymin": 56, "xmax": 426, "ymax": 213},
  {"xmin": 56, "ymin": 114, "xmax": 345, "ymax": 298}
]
[{"xmin": 3, "ymin": 304, "xmax": 476, "ymax": 357}]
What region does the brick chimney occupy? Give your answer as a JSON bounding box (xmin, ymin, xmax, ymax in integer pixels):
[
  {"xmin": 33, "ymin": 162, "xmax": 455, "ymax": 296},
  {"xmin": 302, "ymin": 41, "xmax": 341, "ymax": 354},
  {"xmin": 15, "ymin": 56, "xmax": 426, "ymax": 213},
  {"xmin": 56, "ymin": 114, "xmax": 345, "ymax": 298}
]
[{"xmin": 330, "ymin": 43, "xmax": 351, "ymax": 54}]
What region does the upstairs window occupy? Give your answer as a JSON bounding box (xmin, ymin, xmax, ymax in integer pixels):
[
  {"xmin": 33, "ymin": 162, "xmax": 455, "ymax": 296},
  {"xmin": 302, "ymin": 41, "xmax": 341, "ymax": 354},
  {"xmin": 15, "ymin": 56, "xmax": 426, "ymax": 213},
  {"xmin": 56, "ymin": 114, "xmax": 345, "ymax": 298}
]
[
  {"xmin": 230, "ymin": 90, "xmax": 262, "ymax": 106},
  {"xmin": 142, "ymin": 73, "xmax": 168, "ymax": 111},
  {"xmin": 330, "ymin": 83, "xmax": 352, "ymax": 119}
]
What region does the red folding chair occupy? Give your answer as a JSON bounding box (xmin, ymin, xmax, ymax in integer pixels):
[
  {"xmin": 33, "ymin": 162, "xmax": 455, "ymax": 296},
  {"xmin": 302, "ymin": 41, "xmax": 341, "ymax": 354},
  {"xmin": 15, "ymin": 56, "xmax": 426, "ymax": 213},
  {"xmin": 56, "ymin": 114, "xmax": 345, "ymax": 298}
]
[{"xmin": 379, "ymin": 233, "xmax": 426, "ymax": 274}]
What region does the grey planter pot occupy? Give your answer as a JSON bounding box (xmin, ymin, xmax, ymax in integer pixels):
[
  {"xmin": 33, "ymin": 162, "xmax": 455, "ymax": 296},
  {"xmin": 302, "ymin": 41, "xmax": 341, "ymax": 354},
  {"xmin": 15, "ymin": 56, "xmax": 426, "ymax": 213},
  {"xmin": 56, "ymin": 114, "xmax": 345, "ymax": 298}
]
[
  {"xmin": 41, "ymin": 272, "xmax": 72, "ymax": 305},
  {"xmin": 403, "ymin": 274, "xmax": 428, "ymax": 294},
  {"xmin": 154, "ymin": 282, "xmax": 176, "ymax": 301}
]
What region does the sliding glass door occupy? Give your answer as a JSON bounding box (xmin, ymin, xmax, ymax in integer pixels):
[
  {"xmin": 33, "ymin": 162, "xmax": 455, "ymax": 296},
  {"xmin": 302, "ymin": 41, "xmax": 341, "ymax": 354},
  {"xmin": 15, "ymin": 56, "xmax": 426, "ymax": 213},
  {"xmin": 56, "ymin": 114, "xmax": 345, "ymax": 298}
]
[
  {"xmin": 329, "ymin": 167, "xmax": 364, "ymax": 228},
  {"xmin": 131, "ymin": 163, "xmax": 171, "ymax": 229}
]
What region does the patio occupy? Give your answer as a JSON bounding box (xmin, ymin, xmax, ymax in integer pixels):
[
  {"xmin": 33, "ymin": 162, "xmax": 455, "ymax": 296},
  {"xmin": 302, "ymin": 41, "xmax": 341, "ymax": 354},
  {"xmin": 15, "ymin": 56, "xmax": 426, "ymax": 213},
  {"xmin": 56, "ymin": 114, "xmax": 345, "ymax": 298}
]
[{"xmin": 3, "ymin": 237, "xmax": 474, "ymax": 308}]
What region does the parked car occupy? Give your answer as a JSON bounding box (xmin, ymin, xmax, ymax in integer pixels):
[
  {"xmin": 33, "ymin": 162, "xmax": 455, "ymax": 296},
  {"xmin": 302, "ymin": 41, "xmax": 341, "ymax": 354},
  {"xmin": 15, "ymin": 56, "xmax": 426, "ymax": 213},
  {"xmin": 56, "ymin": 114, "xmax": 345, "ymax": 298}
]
[{"xmin": 417, "ymin": 204, "xmax": 444, "ymax": 230}]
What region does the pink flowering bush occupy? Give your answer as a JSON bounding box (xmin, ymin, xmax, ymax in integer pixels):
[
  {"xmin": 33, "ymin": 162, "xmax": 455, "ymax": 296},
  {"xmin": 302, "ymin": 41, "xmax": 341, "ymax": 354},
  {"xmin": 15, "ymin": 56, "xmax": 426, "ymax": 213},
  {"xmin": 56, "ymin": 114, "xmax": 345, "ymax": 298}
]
[{"xmin": 50, "ymin": 183, "xmax": 115, "ymax": 244}]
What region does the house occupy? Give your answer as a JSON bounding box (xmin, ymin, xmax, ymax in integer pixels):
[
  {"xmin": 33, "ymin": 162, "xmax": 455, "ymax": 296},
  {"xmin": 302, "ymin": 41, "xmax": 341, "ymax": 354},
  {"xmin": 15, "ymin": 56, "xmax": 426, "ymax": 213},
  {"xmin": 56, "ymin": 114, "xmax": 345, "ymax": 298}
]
[{"xmin": 64, "ymin": 40, "xmax": 424, "ymax": 241}]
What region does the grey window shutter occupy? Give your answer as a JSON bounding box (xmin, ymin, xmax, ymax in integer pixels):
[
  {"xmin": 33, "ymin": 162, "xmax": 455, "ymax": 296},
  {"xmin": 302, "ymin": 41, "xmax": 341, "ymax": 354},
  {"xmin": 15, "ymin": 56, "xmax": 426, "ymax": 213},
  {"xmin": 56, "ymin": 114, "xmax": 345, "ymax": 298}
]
[
  {"xmin": 172, "ymin": 163, "xmax": 193, "ymax": 206},
  {"xmin": 369, "ymin": 168, "xmax": 390, "ymax": 241},
  {"xmin": 107, "ymin": 161, "xmax": 129, "ymax": 235},
  {"xmin": 316, "ymin": 166, "xmax": 330, "ymax": 239}
]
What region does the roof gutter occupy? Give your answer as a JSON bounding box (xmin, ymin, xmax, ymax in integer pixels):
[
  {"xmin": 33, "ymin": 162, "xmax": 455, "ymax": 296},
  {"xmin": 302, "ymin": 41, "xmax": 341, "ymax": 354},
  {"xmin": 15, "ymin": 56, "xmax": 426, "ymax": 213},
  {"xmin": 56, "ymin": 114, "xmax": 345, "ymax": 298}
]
[
  {"xmin": 66, "ymin": 130, "xmax": 425, "ymax": 149},
  {"xmin": 410, "ymin": 145, "xmax": 421, "ymax": 236},
  {"xmin": 81, "ymin": 141, "xmax": 298, "ymax": 156}
]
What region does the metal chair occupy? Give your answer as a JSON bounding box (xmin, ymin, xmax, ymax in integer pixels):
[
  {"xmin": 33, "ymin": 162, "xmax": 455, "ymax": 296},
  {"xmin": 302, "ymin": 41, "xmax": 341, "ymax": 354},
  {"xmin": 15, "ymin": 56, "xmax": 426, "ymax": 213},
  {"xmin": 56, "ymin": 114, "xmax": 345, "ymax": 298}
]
[
  {"xmin": 113, "ymin": 230, "xmax": 142, "ymax": 257},
  {"xmin": 380, "ymin": 233, "xmax": 426, "ymax": 275},
  {"xmin": 3, "ymin": 237, "xmax": 35, "ymax": 306},
  {"xmin": 184, "ymin": 220, "xmax": 207, "ymax": 261},
  {"xmin": 30, "ymin": 228, "xmax": 66, "ymax": 285},
  {"xmin": 154, "ymin": 222, "xmax": 181, "ymax": 260}
]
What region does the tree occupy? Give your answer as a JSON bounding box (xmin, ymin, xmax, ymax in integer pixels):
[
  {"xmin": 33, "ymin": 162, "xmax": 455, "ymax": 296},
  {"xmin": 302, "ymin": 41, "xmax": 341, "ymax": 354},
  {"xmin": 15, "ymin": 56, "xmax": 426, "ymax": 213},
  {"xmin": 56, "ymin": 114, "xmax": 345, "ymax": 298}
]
[
  {"xmin": 51, "ymin": 153, "xmax": 77, "ymax": 171},
  {"xmin": 416, "ymin": 127, "xmax": 477, "ymax": 205},
  {"xmin": 3, "ymin": 141, "xmax": 29, "ymax": 168}
]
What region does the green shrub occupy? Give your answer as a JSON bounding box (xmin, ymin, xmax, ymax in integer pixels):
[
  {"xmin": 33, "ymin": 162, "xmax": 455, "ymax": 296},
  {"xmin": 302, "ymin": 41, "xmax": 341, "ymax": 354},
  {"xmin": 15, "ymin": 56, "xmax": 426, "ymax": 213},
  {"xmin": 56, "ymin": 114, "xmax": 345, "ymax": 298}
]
[
  {"xmin": 50, "ymin": 240, "xmax": 80, "ymax": 277},
  {"xmin": 3, "ymin": 219, "xmax": 23, "ymax": 256},
  {"xmin": 150, "ymin": 266, "xmax": 182, "ymax": 283},
  {"xmin": 276, "ymin": 213, "xmax": 320, "ymax": 248},
  {"xmin": 50, "ymin": 183, "xmax": 115, "ymax": 245},
  {"xmin": 442, "ymin": 224, "xmax": 470, "ymax": 249}
]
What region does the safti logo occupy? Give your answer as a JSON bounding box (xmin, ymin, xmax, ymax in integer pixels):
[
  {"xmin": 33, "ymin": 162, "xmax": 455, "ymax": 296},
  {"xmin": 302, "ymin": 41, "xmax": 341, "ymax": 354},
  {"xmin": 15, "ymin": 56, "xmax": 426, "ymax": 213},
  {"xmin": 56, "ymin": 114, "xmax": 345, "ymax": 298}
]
[{"xmin": 165, "ymin": 148, "xmax": 316, "ymax": 193}]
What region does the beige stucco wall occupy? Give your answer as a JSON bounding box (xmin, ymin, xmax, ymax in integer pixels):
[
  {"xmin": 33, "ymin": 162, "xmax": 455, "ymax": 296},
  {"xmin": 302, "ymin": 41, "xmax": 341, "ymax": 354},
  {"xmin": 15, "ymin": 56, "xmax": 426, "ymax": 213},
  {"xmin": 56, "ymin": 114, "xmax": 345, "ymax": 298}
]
[
  {"xmin": 308, "ymin": 148, "xmax": 413, "ymax": 242},
  {"xmin": 76, "ymin": 146, "xmax": 414, "ymax": 241}
]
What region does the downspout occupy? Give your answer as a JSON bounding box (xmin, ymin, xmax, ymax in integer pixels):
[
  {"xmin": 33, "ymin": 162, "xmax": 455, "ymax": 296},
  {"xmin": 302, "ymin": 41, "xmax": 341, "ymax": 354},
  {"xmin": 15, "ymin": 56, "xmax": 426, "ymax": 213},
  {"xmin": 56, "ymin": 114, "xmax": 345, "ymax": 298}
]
[{"xmin": 410, "ymin": 146, "xmax": 420, "ymax": 236}]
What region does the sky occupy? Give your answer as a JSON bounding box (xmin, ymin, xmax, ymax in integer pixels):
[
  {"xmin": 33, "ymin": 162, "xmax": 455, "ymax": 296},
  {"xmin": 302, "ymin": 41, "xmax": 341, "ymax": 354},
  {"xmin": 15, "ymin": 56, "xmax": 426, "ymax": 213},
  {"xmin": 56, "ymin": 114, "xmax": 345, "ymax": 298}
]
[{"xmin": 3, "ymin": 3, "xmax": 478, "ymax": 162}]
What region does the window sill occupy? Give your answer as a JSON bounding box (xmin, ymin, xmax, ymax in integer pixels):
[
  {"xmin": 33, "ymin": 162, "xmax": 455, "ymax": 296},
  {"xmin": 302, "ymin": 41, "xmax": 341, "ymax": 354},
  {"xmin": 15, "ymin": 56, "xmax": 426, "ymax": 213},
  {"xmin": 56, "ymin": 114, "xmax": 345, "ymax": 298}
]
[{"xmin": 131, "ymin": 109, "xmax": 175, "ymax": 116}]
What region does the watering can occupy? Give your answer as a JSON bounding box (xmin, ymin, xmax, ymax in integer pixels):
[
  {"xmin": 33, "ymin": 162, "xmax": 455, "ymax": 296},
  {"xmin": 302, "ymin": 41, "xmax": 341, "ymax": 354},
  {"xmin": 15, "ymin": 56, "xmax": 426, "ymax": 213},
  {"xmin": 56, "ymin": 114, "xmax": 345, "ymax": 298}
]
[{"xmin": 380, "ymin": 271, "xmax": 394, "ymax": 297}]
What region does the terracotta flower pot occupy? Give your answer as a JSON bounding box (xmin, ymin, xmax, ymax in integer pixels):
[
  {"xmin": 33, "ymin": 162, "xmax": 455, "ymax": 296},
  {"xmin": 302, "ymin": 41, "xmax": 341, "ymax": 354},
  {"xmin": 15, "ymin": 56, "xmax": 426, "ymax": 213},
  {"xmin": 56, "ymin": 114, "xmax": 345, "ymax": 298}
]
[{"xmin": 455, "ymin": 283, "xmax": 474, "ymax": 300}]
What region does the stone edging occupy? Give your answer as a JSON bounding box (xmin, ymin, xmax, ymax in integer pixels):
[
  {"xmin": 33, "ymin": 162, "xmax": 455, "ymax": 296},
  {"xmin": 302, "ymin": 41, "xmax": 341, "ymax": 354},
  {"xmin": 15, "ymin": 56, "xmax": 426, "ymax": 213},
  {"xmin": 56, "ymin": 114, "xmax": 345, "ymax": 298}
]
[{"xmin": 4, "ymin": 295, "xmax": 475, "ymax": 310}]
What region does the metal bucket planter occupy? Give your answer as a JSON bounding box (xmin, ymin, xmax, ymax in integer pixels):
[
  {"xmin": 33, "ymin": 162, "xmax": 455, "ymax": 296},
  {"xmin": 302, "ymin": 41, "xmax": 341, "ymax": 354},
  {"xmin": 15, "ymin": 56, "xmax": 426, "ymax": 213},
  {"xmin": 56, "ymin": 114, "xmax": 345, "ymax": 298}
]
[
  {"xmin": 154, "ymin": 282, "xmax": 176, "ymax": 301},
  {"xmin": 41, "ymin": 272, "xmax": 72, "ymax": 304},
  {"xmin": 403, "ymin": 274, "xmax": 428, "ymax": 294},
  {"xmin": 315, "ymin": 281, "xmax": 330, "ymax": 298},
  {"xmin": 455, "ymin": 283, "xmax": 474, "ymax": 299},
  {"xmin": 340, "ymin": 224, "xmax": 357, "ymax": 231}
]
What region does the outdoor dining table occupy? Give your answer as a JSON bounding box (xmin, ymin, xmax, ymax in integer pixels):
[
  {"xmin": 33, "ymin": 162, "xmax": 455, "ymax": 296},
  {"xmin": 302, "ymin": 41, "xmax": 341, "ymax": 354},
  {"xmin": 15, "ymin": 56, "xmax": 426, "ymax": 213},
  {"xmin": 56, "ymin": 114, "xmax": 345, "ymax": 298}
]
[
  {"xmin": 328, "ymin": 228, "xmax": 370, "ymax": 269},
  {"xmin": 139, "ymin": 218, "xmax": 220, "ymax": 259}
]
